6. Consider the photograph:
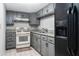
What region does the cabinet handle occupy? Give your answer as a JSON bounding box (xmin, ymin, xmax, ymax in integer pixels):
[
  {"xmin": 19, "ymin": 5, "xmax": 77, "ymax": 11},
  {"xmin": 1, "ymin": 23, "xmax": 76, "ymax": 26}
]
[
  {"xmin": 50, "ymin": 40, "xmax": 53, "ymax": 42},
  {"xmin": 46, "ymin": 43, "xmax": 48, "ymax": 47},
  {"xmin": 46, "ymin": 9, "xmax": 48, "ymax": 12}
]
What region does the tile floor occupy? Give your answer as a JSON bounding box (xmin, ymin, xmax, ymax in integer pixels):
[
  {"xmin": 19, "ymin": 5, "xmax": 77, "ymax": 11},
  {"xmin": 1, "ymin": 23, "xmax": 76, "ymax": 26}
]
[{"xmin": 4, "ymin": 47, "xmax": 41, "ymax": 56}]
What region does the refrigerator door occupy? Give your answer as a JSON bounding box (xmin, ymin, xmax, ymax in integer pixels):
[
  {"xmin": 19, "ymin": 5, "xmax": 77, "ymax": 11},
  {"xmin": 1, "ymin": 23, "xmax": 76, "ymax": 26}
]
[
  {"xmin": 55, "ymin": 3, "xmax": 71, "ymax": 56},
  {"xmin": 55, "ymin": 36, "xmax": 69, "ymax": 56},
  {"xmin": 67, "ymin": 4, "xmax": 78, "ymax": 56},
  {"xmin": 74, "ymin": 4, "xmax": 79, "ymax": 56}
]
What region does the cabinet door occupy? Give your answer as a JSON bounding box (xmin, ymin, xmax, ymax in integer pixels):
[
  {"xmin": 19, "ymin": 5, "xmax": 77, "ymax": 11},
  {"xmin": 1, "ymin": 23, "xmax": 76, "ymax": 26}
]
[
  {"xmin": 43, "ymin": 6, "xmax": 48, "ymax": 15},
  {"xmin": 6, "ymin": 42, "xmax": 16, "ymax": 50},
  {"xmin": 32, "ymin": 34, "xmax": 35, "ymax": 48},
  {"xmin": 41, "ymin": 40, "xmax": 48, "ymax": 56},
  {"xmin": 34, "ymin": 34, "xmax": 38, "ymax": 50},
  {"xmin": 37, "ymin": 38, "xmax": 41, "ymax": 52},
  {"xmin": 6, "ymin": 12, "xmax": 14, "ymax": 25},
  {"xmin": 30, "ymin": 33, "xmax": 33, "ymax": 46},
  {"xmin": 29, "ymin": 13, "xmax": 40, "ymax": 25},
  {"xmin": 33, "ymin": 34, "xmax": 37, "ymax": 49},
  {"xmin": 48, "ymin": 37, "xmax": 55, "ymax": 44},
  {"xmin": 37, "ymin": 10, "xmax": 43, "ymax": 17},
  {"xmin": 32, "ymin": 33, "xmax": 35, "ymax": 48},
  {"xmin": 6, "ymin": 31, "xmax": 16, "ymax": 50},
  {"xmin": 48, "ymin": 43, "xmax": 55, "ymax": 56},
  {"xmin": 47, "ymin": 4, "xmax": 55, "ymax": 14}
]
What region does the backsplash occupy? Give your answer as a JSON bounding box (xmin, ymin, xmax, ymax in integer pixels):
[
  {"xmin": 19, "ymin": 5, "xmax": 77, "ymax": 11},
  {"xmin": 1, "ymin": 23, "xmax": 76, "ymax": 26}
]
[{"xmin": 7, "ymin": 22, "xmax": 31, "ymax": 30}]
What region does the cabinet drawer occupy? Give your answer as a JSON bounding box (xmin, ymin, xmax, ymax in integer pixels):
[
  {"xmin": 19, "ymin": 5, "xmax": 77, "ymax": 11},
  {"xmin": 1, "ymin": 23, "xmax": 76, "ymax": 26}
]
[
  {"xmin": 11, "ymin": 32, "xmax": 16, "ymax": 36},
  {"xmin": 6, "ymin": 32, "xmax": 12, "ymax": 36},
  {"xmin": 41, "ymin": 35, "xmax": 47, "ymax": 41},
  {"xmin": 48, "ymin": 37, "xmax": 54, "ymax": 44},
  {"xmin": 6, "ymin": 32, "xmax": 16, "ymax": 37},
  {"xmin": 6, "ymin": 42, "xmax": 16, "ymax": 49},
  {"xmin": 6, "ymin": 37, "xmax": 16, "ymax": 42}
]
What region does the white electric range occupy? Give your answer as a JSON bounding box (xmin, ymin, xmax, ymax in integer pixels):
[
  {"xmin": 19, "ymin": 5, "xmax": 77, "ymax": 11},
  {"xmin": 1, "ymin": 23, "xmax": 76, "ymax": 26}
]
[{"xmin": 16, "ymin": 27, "xmax": 30, "ymax": 48}]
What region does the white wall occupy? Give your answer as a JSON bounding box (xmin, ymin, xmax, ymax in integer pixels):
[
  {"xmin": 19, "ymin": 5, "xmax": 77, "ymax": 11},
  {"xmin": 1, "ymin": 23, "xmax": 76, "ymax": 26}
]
[
  {"xmin": 39, "ymin": 15, "xmax": 54, "ymax": 31},
  {"xmin": 0, "ymin": 3, "xmax": 6, "ymax": 55}
]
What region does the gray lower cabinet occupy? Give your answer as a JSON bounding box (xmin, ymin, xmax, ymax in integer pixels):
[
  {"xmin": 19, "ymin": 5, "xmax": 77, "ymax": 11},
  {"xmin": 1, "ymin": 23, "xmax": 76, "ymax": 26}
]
[
  {"xmin": 6, "ymin": 30, "xmax": 16, "ymax": 50},
  {"xmin": 31, "ymin": 33, "xmax": 34, "ymax": 47},
  {"xmin": 30, "ymin": 33, "xmax": 32, "ymax": 46},
  {"xmin": 36, "ymin": 34, "xmax": 41, "ymax": 53},
  {"xmin": 6, "ymin": 42, "xmax": 16, "ymax": 49},
  {"xmin": 32, "ymin": 33, "xmax": 36, "ymax": 49},
  {"xmin": 31, "ymin": 32, "xmax": 55, "ymax": 56},
  {"xmin": 31, "ymin": 33, "xmax": 34, "ymax": 46},
  {"xmin": 48, "ymin": 43, "xmax": 55, "ymax": 56},
  {"xmin": 37, "ymin": 38, "xmax": 41, "ymax": 52},
  {"xmin": 48, "ymin": 37, "xmax": 55, "ymax": 56},
  {"xmin": 41, "ymin": 39, "xmax": 48, "ymax": 56},
  {"xmin": 32, "ymin": 33, "xmax": 41, "ymax": 53},
  {"xmin": 31, "ymin": 33, "xmax": 35, "ymax": 47},
  {"xmin": 33, "ymin": 34, "xmax": 37, "ymax": 49}
]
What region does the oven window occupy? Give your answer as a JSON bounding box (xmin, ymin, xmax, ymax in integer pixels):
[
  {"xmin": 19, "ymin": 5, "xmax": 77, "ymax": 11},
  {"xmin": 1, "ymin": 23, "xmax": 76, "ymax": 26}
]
[{"xmin": 19, "ymin": 36, "xmax": 28, "ymax": 42}]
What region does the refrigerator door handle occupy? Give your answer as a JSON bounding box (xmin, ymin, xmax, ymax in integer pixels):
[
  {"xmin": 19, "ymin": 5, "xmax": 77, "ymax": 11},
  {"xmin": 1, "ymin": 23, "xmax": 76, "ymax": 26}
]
[
  {"xmin": 67, "ymin": 5, "xmax": 78, "ymax": 56},
  {"xmin": 67, "ymin": 6, "xmax": 72, "ymax": 55},
  {"xmin": 71, "ymin": 5, "xmax": 78, "ymax": 56}
]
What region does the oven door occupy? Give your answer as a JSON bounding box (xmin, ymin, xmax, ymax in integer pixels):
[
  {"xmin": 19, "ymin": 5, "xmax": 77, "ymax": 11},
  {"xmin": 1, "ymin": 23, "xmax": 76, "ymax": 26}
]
[{"xmin": 16, "ymin": 35, "xmax": 30, "ymax": 44}]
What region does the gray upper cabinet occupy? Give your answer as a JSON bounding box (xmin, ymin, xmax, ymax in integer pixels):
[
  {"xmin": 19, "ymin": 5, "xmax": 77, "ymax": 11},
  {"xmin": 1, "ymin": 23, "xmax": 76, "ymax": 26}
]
[
  {"xmin": 29, "ymin": 13, "xmax": 40, "ymax": 26},
  {"xmin": 42, "ymin": 6, "xmax": 48, "ymax": 16},
  {"xmin": 6, "ymin": 12, "xmax": 15, "ymax": 25},
  {"xmin": 43, "ymin": 4, "xmax": 55, "ymax": 15},
  {"xmin": 14, "ymin": 12, "xmax": 29, "ymax": 18},
  {"xmin": 37, "ymin": 10, "xmax": 43, "ymax": 17},
  {"xmin": 47, "ymin": 4, "xmax": 55, "ymax": 14},
  {"xmin": 36, "ymin": 3, "xmax": 55, "ymax": 18},
  {"xmin": 6, "ymin": 11, "xmax": 30, "ymax": 25}
]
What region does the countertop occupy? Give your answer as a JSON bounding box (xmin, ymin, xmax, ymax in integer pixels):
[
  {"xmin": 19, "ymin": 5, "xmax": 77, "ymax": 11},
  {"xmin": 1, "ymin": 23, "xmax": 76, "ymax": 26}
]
[
  {"xmin": 6, "ymin": 28, "xmax": 55, "ymax": 37},
  {"xmin": 32, "ymin": 31, "xmax": 55, "ymax": 37}
]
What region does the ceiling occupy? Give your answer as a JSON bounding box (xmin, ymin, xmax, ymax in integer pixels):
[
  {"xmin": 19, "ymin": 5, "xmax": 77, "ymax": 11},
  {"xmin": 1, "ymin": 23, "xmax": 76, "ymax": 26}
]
[{"xmin": 5, "ymin": 3, "xmax": 49, "ymax": 13}]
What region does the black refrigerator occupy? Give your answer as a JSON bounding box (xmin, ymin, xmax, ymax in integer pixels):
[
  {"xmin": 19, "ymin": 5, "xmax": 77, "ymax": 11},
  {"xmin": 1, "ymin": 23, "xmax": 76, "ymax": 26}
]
[{"xmin": 55, "ymin": 3, "xmax": 79, "ymax": 56}]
